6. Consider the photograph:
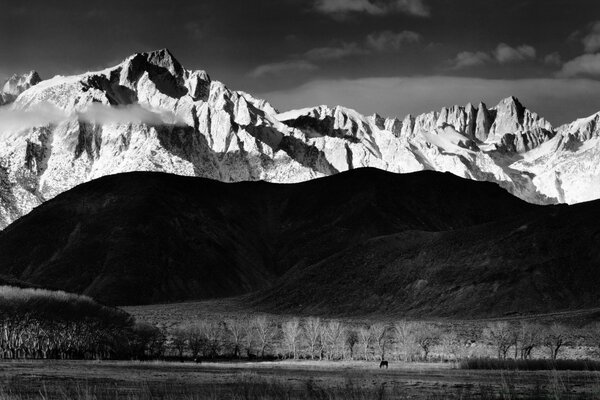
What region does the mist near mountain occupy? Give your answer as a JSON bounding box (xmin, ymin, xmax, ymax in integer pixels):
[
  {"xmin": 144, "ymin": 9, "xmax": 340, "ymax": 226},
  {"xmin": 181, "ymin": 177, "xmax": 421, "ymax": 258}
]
[{"xmin": 1, "ymin": 49, "xmax": 600, "ymax": 230}]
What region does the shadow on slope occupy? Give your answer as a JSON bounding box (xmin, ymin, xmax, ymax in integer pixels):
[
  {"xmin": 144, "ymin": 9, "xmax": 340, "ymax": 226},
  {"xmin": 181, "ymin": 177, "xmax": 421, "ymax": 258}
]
[
  {"xmin": 250, "ymin": 199, "xmax": 600, "ymax": 318},
  {"xmin": 0, "ymin": 168, "xmax": 536, "ymax": 306}
]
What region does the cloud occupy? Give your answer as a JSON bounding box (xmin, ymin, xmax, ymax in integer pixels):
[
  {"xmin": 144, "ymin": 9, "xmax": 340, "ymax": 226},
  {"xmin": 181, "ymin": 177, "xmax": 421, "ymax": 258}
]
[
  {"xmin": 304, "ymin": 42, "xmax": 368, "ymax": 61},
  {"xmin": 0, "ymin": 103, "xmax": 185, "ymax": 134},
  {"xmin": 493, "ymin": 43, "xmax": 536, "ymax": 64},
  {"xmin": 366, "ymin": 30, "xmax": 422, "ymax": 51},
  {"xmin": 543, "ymin": 52, "xmax": 562, "ymax": 66},
  {"xmin": 248, "ymin": 60, "xmax": 318, "ymax": 78},
  {"xmin": 559, "ymin": 53, "xmax": 600, "ymax": 78},
  {"xmin": 314, "ymin": 0, "xmax": 430, "ymax": 17},
  {"xmin": 259, "ymin": 76, "xmax": 600, "ymax": 125},
  {"xmin": 582, "ymin": 21, "xmax": 600, "ymax": 53},
  {"xmin": 450, "ymin": 43, "xmax": 537, "ymax": 69},
  {"xmin": 450, "ymin": 51, "xmax": 493, "ymax": 69},
  {"xmin": 251, "ymin": 30, "xmax": 422, "ymax": 77}
]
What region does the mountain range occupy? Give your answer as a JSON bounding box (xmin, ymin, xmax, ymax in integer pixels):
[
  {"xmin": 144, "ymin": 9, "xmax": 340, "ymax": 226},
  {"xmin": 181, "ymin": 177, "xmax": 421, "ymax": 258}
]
[
  {"xmin": 1, "ymin": 49, "xmax": 600, "ymax": 229},
  {"xmin": 1, "ymin": 49, "xmax": 599, "ymax": 317}
]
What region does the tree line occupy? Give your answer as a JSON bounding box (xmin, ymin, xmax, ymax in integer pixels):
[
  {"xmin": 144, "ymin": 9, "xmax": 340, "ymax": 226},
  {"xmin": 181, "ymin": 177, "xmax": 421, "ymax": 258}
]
[
  {"xmin": 1, "ymin": 284, "xmax": 598, "ymax": 362},
  {"xmin": 164, "ymin": 317, "xmax": 600, "ymax": 362},
  {"xmin": 0, "ymin": 285, "xmax": 165, "ymax": 360}
]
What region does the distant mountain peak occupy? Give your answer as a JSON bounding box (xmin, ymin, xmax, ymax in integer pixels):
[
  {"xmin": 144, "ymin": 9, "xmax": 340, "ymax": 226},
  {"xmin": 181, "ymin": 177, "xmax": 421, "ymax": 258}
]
[
  {"xmin": 0, "ymin": 50, "xmax": 599, "ymax": 230},
  {"xmin": 0, "ymin": 70, "xmax": 42, "ymax": 105}
]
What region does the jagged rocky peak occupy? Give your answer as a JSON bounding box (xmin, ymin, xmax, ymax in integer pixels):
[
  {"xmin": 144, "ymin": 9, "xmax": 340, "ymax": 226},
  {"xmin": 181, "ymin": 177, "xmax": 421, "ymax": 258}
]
[
  {"xmin": 558, "ymin": 111, "xmax": 600, "ymax": 142},
  {"xmin": 475, "ymin": 102, "xmax": 493, "ymax": 141},
  {"xmin": 0, "ymin": 71, "xmax": 42, "ymax": 105}
]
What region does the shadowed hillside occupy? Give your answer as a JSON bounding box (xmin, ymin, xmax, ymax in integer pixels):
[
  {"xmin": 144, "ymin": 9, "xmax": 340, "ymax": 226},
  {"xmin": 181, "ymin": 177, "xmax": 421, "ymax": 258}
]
[
  {"xmin": 250, "ymin": 199, "xmax": 600, "ymax": 318},
  {"xmin": 0, "ymin": 168, "xmax": 535, "ymax": 306}
]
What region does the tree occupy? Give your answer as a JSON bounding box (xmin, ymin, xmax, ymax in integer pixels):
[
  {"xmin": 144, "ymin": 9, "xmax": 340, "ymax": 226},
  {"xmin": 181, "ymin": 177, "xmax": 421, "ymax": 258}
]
[
  {"xmin": 394, "ymin": 320, "xmax": 417, "ymax": 362},
  {"xmin": 225, "ymin": 318, "xmax": 245, "ymax": 359},
  {"xmin": 483, "ymin": 322, "xmax": 515, "ymax": 360},
  {"xmin": 412, "ymin": 323, "xmax": 440, "ymax": 361},
  {"xmin": 323, "ymin": 321, "xmax": 345, "ymax": 360},
  {"xmin": 184, "ymin": 323, "xmax": 205, "ymax": 359},
  {"xmin": 439, "ymin": 330, "xmax": 462, "ymax": 362},
  {"xmin": 303, "ymin": 317, "xmax": 322, "ymax": 360},
  {"xmin": 516, "ymin": 322, "xmax": 541, "ymax": 360},
  {"xmin": 358, "ymin": 325, "xmax": 372, "ymax": 361},
  {"xmin": 345, "ymin": 329, "xmax": 359, "ymax": 360},
  {"xmin": 242, "ymin": 318, "xmax": 255, "ymax": 358},
  {"xmin": 202, "ymin": 321, "xmax": 223, "ymax": 358},
  {"xmin": 282, "ymin": 318, "xmax": 302, "ymax": 359},
  {"xmin": 542, "ymin": 323, "xmax": 569, "ymax": 360},
  {"xmin": 371, "ymin": 323, "xmax": 390, "ymax": 361},
  {"xmin": 253, "ymin": 316, "xmax": 277, "ymax": 358},
  {"xmin": 171, "ymin": 326, "xmax": 187, "ymax": 361}
]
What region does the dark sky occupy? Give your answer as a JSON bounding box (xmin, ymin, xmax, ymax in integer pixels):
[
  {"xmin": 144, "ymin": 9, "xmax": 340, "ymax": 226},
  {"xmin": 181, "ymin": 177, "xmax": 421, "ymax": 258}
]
[{"xmin": 2, "ymin": 0, "xmax": 600, "ymax": 124}]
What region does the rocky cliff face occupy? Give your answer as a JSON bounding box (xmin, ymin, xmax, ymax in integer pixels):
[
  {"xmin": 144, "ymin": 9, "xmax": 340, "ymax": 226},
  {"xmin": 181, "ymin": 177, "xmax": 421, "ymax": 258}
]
[
  {"xmin": 0, "ymin": 71, "xmax": 42, "ymax": 105},
  {"xmin": 0, "ymin": 49, "xmax": 598, "ymax": 228}
]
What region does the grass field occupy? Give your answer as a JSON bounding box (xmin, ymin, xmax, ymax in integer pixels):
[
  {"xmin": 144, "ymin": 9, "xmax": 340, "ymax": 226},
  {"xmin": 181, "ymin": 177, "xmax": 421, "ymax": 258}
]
[{"xmin": 1, "ymin": 359, "xmax": 600, "ymax": 399}]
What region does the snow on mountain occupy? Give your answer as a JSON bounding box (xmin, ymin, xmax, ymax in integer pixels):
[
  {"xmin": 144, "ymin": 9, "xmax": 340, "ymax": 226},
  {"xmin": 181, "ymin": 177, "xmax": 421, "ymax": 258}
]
[
  {"xmin": 0, "ymin": 71, "xmax": 42, "ymax": 105},
  {"xmin": 0, "ymin": 48, "xmax": 598, "ymax": 229}
]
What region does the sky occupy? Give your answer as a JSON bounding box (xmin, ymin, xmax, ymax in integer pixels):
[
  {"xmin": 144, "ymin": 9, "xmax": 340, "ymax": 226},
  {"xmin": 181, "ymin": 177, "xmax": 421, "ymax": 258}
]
[{"xmin": 2, "ymin": 0, "xmax": 600, "ymax": 124}]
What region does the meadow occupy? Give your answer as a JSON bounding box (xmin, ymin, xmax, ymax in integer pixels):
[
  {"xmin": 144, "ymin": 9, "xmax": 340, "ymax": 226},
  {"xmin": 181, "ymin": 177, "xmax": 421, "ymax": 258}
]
[
  {"xmin": 1, "ymin": 359, "xmax": 600, "ymax": 399},
  {"xmin": 3, "ymin": 293, "xmax": 600, "ymax": 398}
]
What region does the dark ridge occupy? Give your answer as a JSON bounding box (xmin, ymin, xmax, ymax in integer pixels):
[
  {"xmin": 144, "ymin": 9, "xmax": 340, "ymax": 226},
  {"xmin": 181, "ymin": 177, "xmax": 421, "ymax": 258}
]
[
  {"xmin": 250, "ymin": 198, "xmax": 600, "ymax": 318},
  {"xmin": 0, "ymin": 168, "xmax": 535, "ymax": 306}
]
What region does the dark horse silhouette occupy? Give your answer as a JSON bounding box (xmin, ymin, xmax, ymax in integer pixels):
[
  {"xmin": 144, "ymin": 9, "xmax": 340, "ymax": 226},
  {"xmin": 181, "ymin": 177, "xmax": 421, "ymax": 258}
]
[{"xmin": 379, "ymin": 360, "xmax": 388, "ymax": 369}]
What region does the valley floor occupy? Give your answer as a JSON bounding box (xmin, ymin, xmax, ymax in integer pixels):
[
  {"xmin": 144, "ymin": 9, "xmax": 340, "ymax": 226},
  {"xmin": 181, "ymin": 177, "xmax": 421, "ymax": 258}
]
[{"xmin": 1, "ymin": 360, "xmax": 600, "ymax": 399}]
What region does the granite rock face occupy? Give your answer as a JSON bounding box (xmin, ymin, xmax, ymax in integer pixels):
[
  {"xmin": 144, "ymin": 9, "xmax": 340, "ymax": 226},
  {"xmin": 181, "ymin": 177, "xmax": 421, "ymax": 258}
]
[{"xmin": 0, "ymin": 49, "xmax": 598, "ymax": 228}]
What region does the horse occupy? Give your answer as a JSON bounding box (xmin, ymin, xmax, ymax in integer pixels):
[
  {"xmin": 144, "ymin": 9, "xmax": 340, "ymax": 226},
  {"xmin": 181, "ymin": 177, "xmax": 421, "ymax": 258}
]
[{"xmin": 379, "ymin": 360, "xmax": 388, "ymax": 369}]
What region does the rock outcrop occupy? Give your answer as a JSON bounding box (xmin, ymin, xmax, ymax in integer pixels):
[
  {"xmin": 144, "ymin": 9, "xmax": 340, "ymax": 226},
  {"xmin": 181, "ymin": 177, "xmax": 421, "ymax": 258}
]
[{"xmin": 0, "ymin": 49, "xmax": 599, "ymax": 228}]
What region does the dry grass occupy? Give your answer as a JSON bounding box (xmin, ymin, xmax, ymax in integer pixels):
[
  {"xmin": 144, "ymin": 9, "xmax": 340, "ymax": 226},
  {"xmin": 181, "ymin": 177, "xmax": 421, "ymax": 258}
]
[{"xmin": 1, "ymin": 360, "xmax": 600, "ymax": 399}]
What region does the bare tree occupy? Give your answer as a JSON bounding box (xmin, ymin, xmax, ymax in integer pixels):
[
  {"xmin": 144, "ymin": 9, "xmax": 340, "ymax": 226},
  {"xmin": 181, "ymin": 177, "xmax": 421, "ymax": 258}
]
[
  {"xmin": 253, "ymin": 316, "xmax": 277, "ymax": 358},
  {"xmin": 516, "ymin": 322, "xmax": 540, "ymax": 360},
  {"xmin": 303, "ymin": 317, "xmax": 322, "ymax": 360},
  {"xmin": 345, "ymin": 329, "xmax": 359, "ymax": 360},
  {"xmin": 412, "ymin": 323, "xmax": 440, "ymax": 361},
  {"xmin": 323, "ymin": 320, "xmax": 345, "ymax": 360},
  {"xmin": 201, "ymin": 321, "xmax": 223, "ymax": 359},
  {"xmin": 394, "ymin": 320, "xmax": 417, "ymax": 362},
  {"xmin": 542, "ymin": 323, "xmax": 569, "ymax": 360},
  {"xmin": 358, "ymin": 325, "xmax": 372, "ymax": 361},
  {"xmin": 225, "ymin": 318, "xmax": 245, "ymax": 359},
  {"xmin": 371, "ymin": 323, "xmax": 390, "ymax": 361},
  {"xmin": 439, "ymin": 330, "xmax": 462, "ymax": 362},
  {"xmin": 184, "ymin": 323, "xmax": 205, "ymax": 359},
  {"xmin": 483, "ymin": 322, "xmax": 515, "ymax": 360},
  {"xmin": 242, "ymin": 318, "xmax": 255, "ymax": 358},
  {"xmin": 282, "ymin": 318, "xmax": 302, "ymax": 359},
  {"xmin": 171, "ymin": 326, "xmax": 187, "ymax": 361}
]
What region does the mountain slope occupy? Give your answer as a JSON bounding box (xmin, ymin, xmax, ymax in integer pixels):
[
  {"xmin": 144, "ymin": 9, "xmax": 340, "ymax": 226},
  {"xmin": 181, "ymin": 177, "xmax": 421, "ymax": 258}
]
[
  {"xmin": 250, "ymin": 199, "xmax": 600, "ymax": 318},
  {"xmin": 0, "ymin": 168, "xmax": 535, "ymax": 305},
  {"xmin": 2, "ymin": 49, "xmax": 600, "ymax": 228}
]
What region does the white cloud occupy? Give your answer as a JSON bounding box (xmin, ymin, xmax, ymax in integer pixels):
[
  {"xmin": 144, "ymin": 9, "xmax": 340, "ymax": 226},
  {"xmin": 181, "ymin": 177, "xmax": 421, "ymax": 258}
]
[
  {"xmin": 582, "ymin": 21, "xmax": 600, "ymax": 53},
  {"xmin": 450, "ymin": 43, "xmax": 537, "ymax": 69},
  {"xmin": 259, "ymin": 76, "xmax": 600, "ymax": 125},
  {"xmin": 0, "ymin": 103, "xmax": 185, "ymax": 134},
  {"xmin": 248, "ymin": 60, "xmax": 318, "ymax": 78},
  {"xmin": 450, "ymin": 51, "xmax": 493, "ymax": 69},
  {"xmin": 493, "ymin": 43, "xmax": 536, "ymax": 64},
  {"xmin": 366, "ymin": 30, "xmax": 422, "ymax": 51},
  {"xmin": 314, "ymin": 0, "xmax": 430, "ymax": 17},
  {"xmin": 559, "ymin": 53, "xmax": 600, "ymax": 78}
]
